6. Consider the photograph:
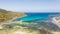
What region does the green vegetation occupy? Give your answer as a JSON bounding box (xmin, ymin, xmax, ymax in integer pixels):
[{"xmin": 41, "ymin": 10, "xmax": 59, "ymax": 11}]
[{"xmin": 0, "ymin": 9, "xmax": 25, "ymax": 22}]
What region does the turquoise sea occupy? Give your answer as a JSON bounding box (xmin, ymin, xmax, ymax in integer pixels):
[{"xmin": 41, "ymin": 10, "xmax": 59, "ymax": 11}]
[{"xmin": 20, "ymin": 13, "xmax": 60, "ymax": 21}]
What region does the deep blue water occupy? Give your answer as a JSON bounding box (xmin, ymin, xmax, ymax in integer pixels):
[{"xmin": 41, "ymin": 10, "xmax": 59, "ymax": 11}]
[{"xmin": 20, "ymin": 13, "xmax": 60, "ymax": 21}]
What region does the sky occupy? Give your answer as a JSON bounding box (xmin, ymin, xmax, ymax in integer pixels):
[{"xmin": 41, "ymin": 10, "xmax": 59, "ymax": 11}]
[{"xmin": 0, "ymin": 0, "xmax": 60, "ymax": 12}]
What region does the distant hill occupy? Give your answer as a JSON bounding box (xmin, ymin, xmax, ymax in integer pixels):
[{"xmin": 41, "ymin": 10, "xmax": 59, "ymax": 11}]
[{"xmin": 0, "ymin": 9, "xmax": 26, "ymax": 22}]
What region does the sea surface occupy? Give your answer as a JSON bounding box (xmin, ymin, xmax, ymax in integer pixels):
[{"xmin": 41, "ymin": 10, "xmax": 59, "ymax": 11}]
[{"xmin": 20, "ymin": 13, "xmax": 60, "ymax": 21}]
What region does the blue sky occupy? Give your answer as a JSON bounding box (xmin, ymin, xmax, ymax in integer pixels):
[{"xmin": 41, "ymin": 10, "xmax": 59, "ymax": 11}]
[{"xmin": 0, "ymin": 0, "xmax": 60, "ymax": 12}]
